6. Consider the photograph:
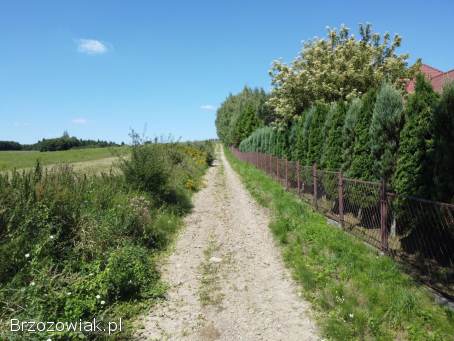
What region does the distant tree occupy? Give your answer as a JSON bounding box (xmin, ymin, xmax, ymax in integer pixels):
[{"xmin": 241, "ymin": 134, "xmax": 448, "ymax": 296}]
[
  {"xmin": 215, "ymin": 86, "xmax": 271, "ymax": 146},
  {"xmin": 231, "ymin": 103, "xmax": 262, "ymax": 147},
  {"xmin": 369, "ymin": 83, "xmax": 404, "ymax": 180},
  {"xmin": 0, "ymin": 141, "xmax": 22, "ymax": 151}
]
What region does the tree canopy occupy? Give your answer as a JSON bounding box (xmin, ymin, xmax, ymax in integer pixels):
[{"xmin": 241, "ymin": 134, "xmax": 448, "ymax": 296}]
[{"xmin": 268, "ymin": 23, "xmax": 418, "ymax": 126}]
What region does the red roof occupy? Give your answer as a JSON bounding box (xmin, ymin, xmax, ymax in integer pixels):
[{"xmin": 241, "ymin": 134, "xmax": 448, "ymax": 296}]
[{"xmin": 406, "ymin": 64, "xmax": 454, "ymax": 93}]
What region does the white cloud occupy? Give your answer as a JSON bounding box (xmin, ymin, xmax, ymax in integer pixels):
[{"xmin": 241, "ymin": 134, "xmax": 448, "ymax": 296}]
[
  {"xmin": 200, "ymin": 104, "xmax": 216, "ymax": 111},
  {"xmin": 72, "ymin": 118, "xmax": 87, "ymax": 125},
  {"xmin": 76, "ymin": 39, "xmax": 108, "ymax": 55}
]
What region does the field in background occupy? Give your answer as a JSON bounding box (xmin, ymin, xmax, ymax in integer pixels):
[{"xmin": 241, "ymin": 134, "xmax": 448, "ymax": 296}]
[{"xmin": 0, "ymin": 146, "xmax": 129, "ymax": 171}]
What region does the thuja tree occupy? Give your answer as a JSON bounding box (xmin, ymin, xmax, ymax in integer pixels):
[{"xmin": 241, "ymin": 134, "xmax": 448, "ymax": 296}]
[
  {"xmin": 321, "ymin": 101, "xmax": 348, "ymax": 170},
  {"xmin": 393, "ymin": 74, "xmax": 440, "ymax": 256},
  {"xmin": 393, "ymin": 74, "xmax": 439, "ymax": 201},
  {"xmin": 306, "ymin": 102, "xmax": 329, "ymax": 165},
  {"xmin": 433, "ymin": 81, "xmax": 454, "ymax": 203},
  {"xmin": 369, "ymin": 83, "xmax": 404, "ymax": 180},
  {"xmin": 268, "ymin": 23, "xmax": 418, "ymax": 127},
  {"xmin": 319, "ymin": 102, "xmax": 347, "ymax": 202},
  {"xmin": 347, "ymin": 89, "xmax": 377, "ymax": 181},
  {"xmin": 342, "ymin": 98, "xmax": 361, "ymax": 172},
  {"xmin": 345, "ymin": 90, "xmax": 379, "ymax": 216},
  {"xmin": 295, "ymin": 107, "xmax": 314, "ymax": 165}
]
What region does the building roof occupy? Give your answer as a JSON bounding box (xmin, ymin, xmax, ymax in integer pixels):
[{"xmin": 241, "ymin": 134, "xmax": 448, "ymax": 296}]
[{"xmin": 406, "ymin": 63, "xmax": 454, "ymax": 93}]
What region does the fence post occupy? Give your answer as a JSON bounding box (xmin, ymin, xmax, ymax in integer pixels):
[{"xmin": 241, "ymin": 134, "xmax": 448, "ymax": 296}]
[
  {"xmin": 276, "ymin": 157, "xmax": 279, "ymax": 181},
  {"xmin": 297, "ymin": 162, "xmax": 301, "ymax": 195},
  {"xmin": 269, "ymin": 154, "xmax": 271, "ymax": 175},
  {"xmin": 338, "ymin": 171, "xmax": 344, "ymax": 228},
  {"xmin": 380, "ymin": 178, "xmax": 389, "ymax": 252},
  {"xmin": 285, "ymin": 159, "xmax": 289, "ymax": 190},
  {"xmin": 313, "ymin": 163, "xmax": 318, "ymax": 209}
]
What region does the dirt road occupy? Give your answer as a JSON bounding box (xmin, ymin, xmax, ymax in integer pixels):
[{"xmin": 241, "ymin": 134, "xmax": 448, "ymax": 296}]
[{"xmin": 135, "ymin": 148, "xmax": 319, "ymax": 340}]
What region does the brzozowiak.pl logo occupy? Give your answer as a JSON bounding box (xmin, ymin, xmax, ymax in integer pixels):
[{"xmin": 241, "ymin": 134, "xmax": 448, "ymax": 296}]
[{"xmin": 5, "ymin": 318, "xmax": 123, "ymax": 337}]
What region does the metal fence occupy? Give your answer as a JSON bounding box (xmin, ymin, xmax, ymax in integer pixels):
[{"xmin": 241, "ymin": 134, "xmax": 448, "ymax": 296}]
[{"xmin": 231, "ymin": 148, "xmax": 454, "ymax": 299}]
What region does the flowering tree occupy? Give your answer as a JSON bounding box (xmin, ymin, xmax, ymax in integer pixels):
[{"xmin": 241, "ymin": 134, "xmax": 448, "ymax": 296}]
[{"xmin": 268, "ymin": 23, "xmax": 419, "ymax": 126}]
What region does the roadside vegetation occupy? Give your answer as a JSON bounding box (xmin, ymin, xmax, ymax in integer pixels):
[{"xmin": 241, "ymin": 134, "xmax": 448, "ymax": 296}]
[
  {"xmin": 225, "ymin": 146, "xmax": 454, "ymax": 340},
  {"xmin": 0, "ymin": 139, "xmax": 214, "ymax": 340}
]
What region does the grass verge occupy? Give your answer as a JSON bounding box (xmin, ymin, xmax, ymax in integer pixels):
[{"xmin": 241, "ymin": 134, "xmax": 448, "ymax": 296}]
[{"xmin": 224, "ymin": 146, "xmax": 454, "ymax": 341}]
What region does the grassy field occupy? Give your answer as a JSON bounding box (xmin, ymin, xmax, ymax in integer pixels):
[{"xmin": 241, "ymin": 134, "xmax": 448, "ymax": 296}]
[
  {"xmin": 225, "ymin": 146, "xmax": 454, "ymax": 341},
  {"xmin": 0, "ymin": 147, "xmax": 129, "ymax": 171}
]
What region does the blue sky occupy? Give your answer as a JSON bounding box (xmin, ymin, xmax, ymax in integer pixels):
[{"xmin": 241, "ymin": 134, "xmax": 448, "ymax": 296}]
[{"xmin": 1, "ymin": 0, "xmax": 453, "ymax": 144}]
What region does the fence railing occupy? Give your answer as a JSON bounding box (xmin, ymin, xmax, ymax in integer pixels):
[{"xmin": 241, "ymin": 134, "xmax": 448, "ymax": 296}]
[{"xmin": 231, "ymin": 148, "xmax": 454, "ymax": 299}]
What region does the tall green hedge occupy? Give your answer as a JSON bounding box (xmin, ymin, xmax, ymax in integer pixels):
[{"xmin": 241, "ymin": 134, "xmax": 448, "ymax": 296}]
[
  {"xmin": 321, "ymin": 102, "xmax": 347, "ymax": 170},
  {"xmin": 342, "ymin": 98, "xmax": 361, "ymax": 172},
  {"xmin": 393, "ymin": 74, "xmax": 439, "ymax": 200},
  {"xmin": 347, "ymin": 89, "xmax": 377, "ymax": 180},
  {"xmin": 433, "ymin": 82, "xmax": 454, "ymax": 203},
  {"xmin": 369, "ymin": 83, "xmax": 404, "ymax": 180},
  {"xmin": 306, "ymin": 102, "xmax": 329, "ymax": 166}
]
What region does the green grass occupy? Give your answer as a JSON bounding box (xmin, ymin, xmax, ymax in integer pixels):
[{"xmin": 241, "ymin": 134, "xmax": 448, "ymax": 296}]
[
  {"xmin": 224, "ymin": 146, "xmax": 454, "ymax": 341},
  {"xmin": 0, "ymin": 147, "xmax": 129, "ymax": 171}
]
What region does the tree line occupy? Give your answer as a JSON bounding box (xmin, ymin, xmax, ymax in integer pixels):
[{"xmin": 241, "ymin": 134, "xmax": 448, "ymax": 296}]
[
  {"xmin": 216, "ymin": 23, "xmax": 454, "ymax": 259},
  {"xmin": 0, "ymin": 131, "xmax": 121, "ymax": 152},
  {"xmin": 216, "ymin": 23, "xmax": 453, "ymax": 205}
]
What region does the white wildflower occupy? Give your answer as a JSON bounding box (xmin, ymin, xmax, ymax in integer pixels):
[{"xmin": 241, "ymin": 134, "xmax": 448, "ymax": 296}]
[
  {"xmin": 100, "ymin": 300, "xmax": 105, "ymax": 305},
  {"xmin": 30, "ymin": 281, "xmax": 35, "ymax": 286},
  {"xmin": 67, "ymin": 292, "xmax": 71, "ymax": 296},
  {"xmin": 96, "ymin": 295, "xmax": 101, "ymax": 299},
  {"xmin": 50, "ymin": 235, "xmax": 55, "ymax": 240},
  {"xmin": 25, "ymin": 253, "xmax": 30, "ymax": 258},
  {"xmin": 349, "ymin": 313, "xmax": 354, "ymax": 319}
]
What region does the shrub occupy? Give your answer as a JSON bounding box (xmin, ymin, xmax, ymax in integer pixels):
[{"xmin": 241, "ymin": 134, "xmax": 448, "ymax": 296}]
[
  {"xmin": 306, "ymin": 102, "xmax": 329, "ymax": 165},
  {"xmin": 347, "ymin": 89, "xmax": 377, "ymax": 180},
  {"xmin": 433, "ymin": 81, "xmax": 454, "ymax": 203},
  {"xmin": 100, "ymin": 245, "xmax": 159, "ymax": 301},
  {"xmin": 342, "ymin": 98, "xmax": 361, "ymax": 172},
  {"xmin": 321, "ymin": 102, "xmax": 347, "ymax": 170},
  {"xmin": 393, "ymin": 74, "xmax": 439, "ymax": 201},
  {"xmin": 369, "ymin": 82, "xmax": 404, "ymax": 180}
]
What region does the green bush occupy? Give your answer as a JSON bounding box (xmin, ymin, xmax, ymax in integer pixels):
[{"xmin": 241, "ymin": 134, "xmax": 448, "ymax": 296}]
[
  {"xmin": 306, "ymin": 102, "xmax": 329, "ymax": 165},
  {"xmin": 321, "ymin": 102, "xmax": 347, "ymax": 170},
  {"xmin": 347, "ymin": 89, "xmax": 377, "ymax": 180},
  {"xmin": 100, "ymin": 245, "xmax": 159, "ymax": 301},
  {"xmin": 433, "ymin": 81, "xmax": 454, "ymax": 203},
  {"xmin": 0, "ymin": 140, "xmax": 211, "ymax": 339},
  {"xmin": 369, "ymin": 82, "xmax": 404, "ymax": 180},
  {"xmin": 342, "ymin": 98, "xmax": 361, "ymax": 172}
]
